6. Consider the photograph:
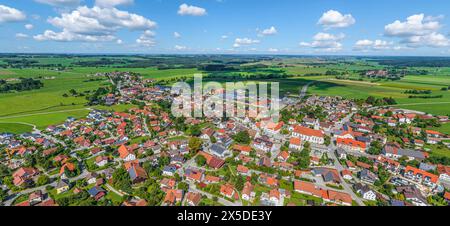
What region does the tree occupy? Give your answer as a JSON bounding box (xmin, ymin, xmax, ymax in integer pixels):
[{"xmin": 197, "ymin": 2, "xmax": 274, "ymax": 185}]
[
  {"xmin": 188, "ymin": 125, "xmax": 202, "ymax": 136},
  {"xmin": 112, "ymin": 168, "xmax": 132, "ymax": 193},
  {"xmin": 158, "ymin": 156, "xmax": 170, "ymax": 167},
  {"xmin": 196, "ymin": 155, "xmax": 207, "ymax": 167},
  {"xmin": 0, "ymin": 189, "xmax": 7, "ymax": 202},
  {"xmin": 298, "ymin": 142, "xmax": 311, "ymax": 169},
  {"xmin": 368, "ymin": 141, "xmax": 383, "ymax": 155},
  {"xmin": 324, "ymin": 135, "xmax": 331, "ymax": 146},
  {"xmin": 189, "ymin": 137, "xmax": 203, "ymax": 153},
  {"xmin": 37, "ymin": 175, "xmax": 50, "ymax": 186},
  {"xmin": 232, "ymin": 131, "xmax": 251, "ymax": 144},
  {"xmin": 210, "ymin": 136, "xmax": 217, "ymax": 143},
  {"xmin": 178, "ymin": 182, "xmax": 189, "ymax": 192},
  {"xmin": 235, "ymin": 176, "xmax": 245, "ymax": 191}
]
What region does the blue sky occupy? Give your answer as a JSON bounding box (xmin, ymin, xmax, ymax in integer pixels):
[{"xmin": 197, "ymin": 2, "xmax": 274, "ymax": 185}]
[{"xmin": 0, "ymin": 0, "xmax": 450, "ymax": 55}]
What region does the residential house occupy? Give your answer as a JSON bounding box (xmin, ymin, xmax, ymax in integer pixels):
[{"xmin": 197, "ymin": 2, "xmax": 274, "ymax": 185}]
[
  {"xmin": 404, "ymin": 166, "xmax": 439, "ymax": 188},
  {"xmin": 289, "ymin": 137, "xmax": 302, "ymax": 151},
  {"xmin": 162, "ymin": 165, "xmax": 177, "ymax": 177},
  {"xmin": 118, "ymin": 145, "xmax": 136, "ymax": 162},
  {"xmin": 358, "ymin": 169, "xmax": 379, "ymax": 185},
  {"xmin": 127, "ymin": 163, "xmax": 148, "ymax": 184},
  {"xmin": 252, "ymin": 136, "xmax": 274, "ymax": 153},
  {"xmin": 185, "ymin": 168, "xmax": 203, "ymax": 183},
  {"xmin": 242, "ymin": 182, "xmax": 255, "ymax": 202},
  {"xmin": 12, "ymin": 167, "xmax": 39, "ymax": 187},
  {"xmin": 95, "ymin": 156, "xmax": 109, "ymax": 167},
  {"xmin": 396, "ymin": 186, "xmax": 428, "ymax": 206},
  {"xmin": 341, "ymin": 170, "xmax": 353, "ymax": 180},
  {"xmin": 210, "ymin": 143, "xmax": 230, "ymax": 158},
  {"xmin": 88, "ymin": 186, "xmax": 106, "ymax": 201},
  {"xmin": 163, "ymin": 189, "xmax": 184, "ymax": 206},
  {"xmin": 204, "ymin": 175, "xmax": 221, "ymax": 184},
  {"xmin": 237, "ymin": 165, "xmax": 250, "ymax": 176},
  {"xmin": 336, "ymin": 138, "xmax": 366, "ymax": 152},
  {"xmin": 437, "ymin": 165, "xmax": 450, "ymax": 188},
  {"xmin": 56, "ymin": 180, "xmax": 70, "ymax": 194},
  {"xmin": 312, "ymin": 168, "xmax": 341, "ymax": 184},
  {"xmin": 185, "ymin": 192, "xmax": 202, "ymax": 206},
  {"xmin": 220, "ymin": 184, "xmax": 238, "ymax": 200},
  {"xmin": 354, "ymin": 183, "xmax": 377, "ymax": 201}
]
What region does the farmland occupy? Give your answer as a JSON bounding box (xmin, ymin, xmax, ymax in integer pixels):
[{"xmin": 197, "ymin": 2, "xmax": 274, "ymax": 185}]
[{"xmin": 0, "ymin": 55, "xmax": 449, "ymax": 134}]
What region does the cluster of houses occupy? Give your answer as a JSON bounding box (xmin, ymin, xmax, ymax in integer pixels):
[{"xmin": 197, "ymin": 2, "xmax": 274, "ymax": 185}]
[{"xmin": 1, "ymin": 72, "xmax": 450, "ymax": 207}]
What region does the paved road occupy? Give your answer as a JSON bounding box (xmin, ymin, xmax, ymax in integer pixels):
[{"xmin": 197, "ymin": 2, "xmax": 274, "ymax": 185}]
[
  {"xmin": 327, "ymin": 112, "xmax": 365, "ymax": 206},
  {"xmin": 299, "ymin": 81, "xmax": 315, "ymax": 99}
]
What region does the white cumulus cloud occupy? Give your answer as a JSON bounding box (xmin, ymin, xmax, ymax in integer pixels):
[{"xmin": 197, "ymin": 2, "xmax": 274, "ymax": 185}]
[
  {"xmin": 233, "ymin": 38, "xmax": 260, "ymax": 48},
  {"xmin": 300, "ymin": 32, "xmax": 345, "ymax": 52},
  {"xmin": 174, "ymin": 45, "xmax": 187, "ymax": 50},
  {"xmin": 384, "ymin": 14, "xmax": 450, "ymax": 48},
  {"xmin": 258, "ymin": 26, "xmax": 277, "ymax": 37},
  {"xmin": 34, "ymin": 6, "xmax": 157, "ymax": 43},
  {"xmin": 354, "ymin": 39, "xmax": 394, "ymax": 51},
  {"xmin": 318, "ymin": 10, "xmax": 355, "ymax": 29},
  {"xmin": 25, "ymin": 24, "xmax": 34, "ymax": 30},
  {"xmin": 385, "ymin": 14, "xmax": 441, "ymax": 37},
  {"xmin": 0, "ymin": 5, "xmax": 26, "ymax": 23},
  {"xmin": 136, "ymin": 30, "xmax": 156, "ymax": 47},
  {"xmin": 174, "ymin": 32, "xmax": 181, "ymax": 38},
  {"xmin": 34, "ymin": 29, "xmax": 116, "ymax": 42},
  {"xmin": 177, "ymin": 4, "xmax": 207, "ymax": 16},
  {"xmin": 16, "ymin": 33, "xmax": 29, "ymax": 39}
]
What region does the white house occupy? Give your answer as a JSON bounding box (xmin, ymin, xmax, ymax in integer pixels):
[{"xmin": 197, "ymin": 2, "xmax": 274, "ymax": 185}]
[{"xmin": 289, "ymin": 137, "xmax": 302, "ymax": 151}]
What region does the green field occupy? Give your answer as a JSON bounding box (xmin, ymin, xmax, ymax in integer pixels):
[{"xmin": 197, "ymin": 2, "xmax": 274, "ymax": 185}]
[
  {"xmin": 435, "ymin": 123, "xmax": 450, "ymax": 134},
  {"xmin": 0, "ymin": 123, "xmax": 34, "ymax": 134},
  {"xmin": 304, "ymin": 75, "xmax": 450, "ymax": 115},
  {"xmin": 0, "ymin": 64, "xmax": 199, "ymax": 132},
  {"xmin": 1, "ymin": 56, "xmax": 450, "ymax": 134}
]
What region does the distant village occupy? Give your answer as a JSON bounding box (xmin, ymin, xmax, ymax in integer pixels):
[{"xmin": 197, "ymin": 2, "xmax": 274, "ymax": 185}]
[{"xmin": 1, "ymin": 71, "xmax": 449, "ymax": 207}]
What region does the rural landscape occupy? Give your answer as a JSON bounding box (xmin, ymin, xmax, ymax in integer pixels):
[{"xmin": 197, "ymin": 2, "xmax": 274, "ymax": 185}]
[
  {"xmin": 0, "ymin": 54, "xmax": 449, "ymax": 207},
  {"xmin": 0, "ymin": 0, "xmax": 449, "ymax": 209}
]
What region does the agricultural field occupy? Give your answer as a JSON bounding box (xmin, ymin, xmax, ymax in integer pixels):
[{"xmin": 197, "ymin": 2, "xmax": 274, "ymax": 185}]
[{"xmin": 1, "ymin": 55, "xmax": 450, "ymax": 134}]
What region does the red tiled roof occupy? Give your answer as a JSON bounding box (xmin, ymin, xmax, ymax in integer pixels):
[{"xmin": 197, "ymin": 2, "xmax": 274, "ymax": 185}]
[
  {"xmin": 293, "ymin": 126, "xmax": 324, "ymax": 138},
  {"xmin": 118, "ymin": 145, "xmax": 133, "ymax": 159},
  {"xmin": 220, "ymin": 184, "xmax": 236, "ymax": 198},
  {"xmin": 233, "ymin": 144, "xmax": 252, "ymax": 153},
  {"xmin": 444, "ymin": 192, "xmax": 450, "ymax": 200},
  {"xmin": 405, "ymin": 166, "xmax": 439, "ymax": 183},
  {"xmin": 204, "ymin": 175, "xmax": 220, "ymax": 183},
  {"xmin": 289, "ymin": 137, "xmax": 302, "ymax": 146},
  {"xmin": 237, "ymin": 165, "xmax": 249, "ymax": 173},
  {"xmin": 327, "ymin": 190, "xmax": 352, "ymax": 205},
  {"xmin": 337, "ymin": 138, "xmax": 366, "ymax": 149}
]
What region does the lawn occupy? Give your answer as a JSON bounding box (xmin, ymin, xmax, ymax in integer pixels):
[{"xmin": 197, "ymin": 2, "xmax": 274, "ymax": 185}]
[
  {"xmin": 104, "ymin": 189, "xmax": 124, "ymax": 205},
  {"xmin": 425, "ymin": 144, "xmax": 450, "ymax": 159},
  {"xmin": 0, "ymin": 64, "xmax": 200, "ymax": 133},
  {"xmin": 1, "ymin": 57, "xmax": 450, "ymax": 135},
  {"xmin": 302, "ymin": 75, "xmax": 450, "ymax": 115},
  {"xmin": 284, "ymin": 191, "xmax": 323, "ymax": 206},
  {"xmin": 0, "ymin": 109, "xmax": 91, "ymax": 130},
  {"xmin": 434, "ymin": 123, "xmax": 450, "ymax": 135},
  {"xmin": 0, "ymin": 123, "xmax": 34, "ymax": 134}
]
